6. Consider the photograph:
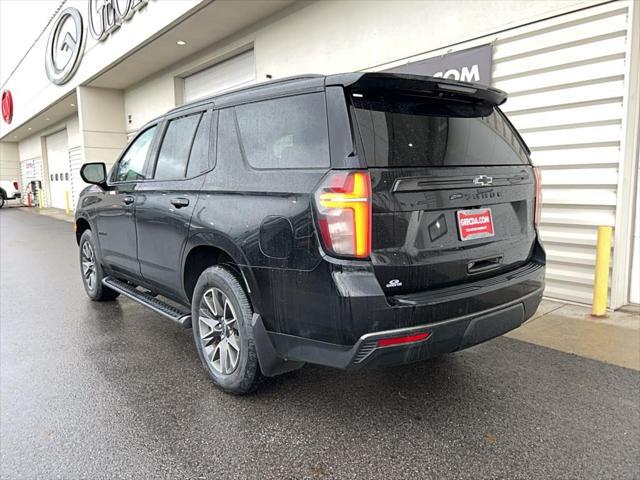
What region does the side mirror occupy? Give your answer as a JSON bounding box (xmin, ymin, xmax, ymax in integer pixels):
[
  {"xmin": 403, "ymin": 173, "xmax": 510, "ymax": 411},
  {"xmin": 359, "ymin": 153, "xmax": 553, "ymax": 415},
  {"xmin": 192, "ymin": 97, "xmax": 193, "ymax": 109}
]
[{"xmin": 80, "ymin": 162, "xmax": 107, "ymax": 187}]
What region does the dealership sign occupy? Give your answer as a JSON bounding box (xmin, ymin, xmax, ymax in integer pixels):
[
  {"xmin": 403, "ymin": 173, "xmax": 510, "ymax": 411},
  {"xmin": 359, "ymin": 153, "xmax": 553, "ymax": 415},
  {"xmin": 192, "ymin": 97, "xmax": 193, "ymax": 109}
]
[
  {"xmin": 1, "ymin": 90, "xmax": 13, "ymax": 124},
  {"xmin": 384, "ymin": 45, "xmax": 493, "ymax": 86},
  {"xmin": 45, "ymin": 0, "xmax": 148, "ymax": 85},
  {"xmin": 88, "ymin": 0, "xmax": 149, "ymax": 41}
]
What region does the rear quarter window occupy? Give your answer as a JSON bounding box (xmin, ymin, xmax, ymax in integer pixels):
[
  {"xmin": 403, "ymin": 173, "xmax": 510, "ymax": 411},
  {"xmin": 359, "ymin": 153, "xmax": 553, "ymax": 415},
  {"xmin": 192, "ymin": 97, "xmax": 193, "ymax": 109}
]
[{"xmin": 235, "ymin": 93, "xmax": 330, "ymax": 169}]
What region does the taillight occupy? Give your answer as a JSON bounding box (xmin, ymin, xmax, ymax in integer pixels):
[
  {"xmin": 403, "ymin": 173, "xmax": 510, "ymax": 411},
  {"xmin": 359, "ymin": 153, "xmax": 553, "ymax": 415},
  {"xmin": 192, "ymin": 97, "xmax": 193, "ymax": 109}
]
[
  {"xmin": 533, "ymin": 167, "xmax": 542, "ymax": 227},
  {"xmin": 12, "ymin": 181, "xmax": 18, "ymax": 190},
  {"xmin": 314, "ymin": 171, "xmax": 371, "ymax": 258}
]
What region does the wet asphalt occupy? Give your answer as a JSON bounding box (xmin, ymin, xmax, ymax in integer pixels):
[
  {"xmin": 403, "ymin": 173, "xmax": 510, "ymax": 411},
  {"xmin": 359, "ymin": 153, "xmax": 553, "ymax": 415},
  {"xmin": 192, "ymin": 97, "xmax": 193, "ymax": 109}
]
[{"xmin": 1, "ymin": 207, "xmax": 639, "ymax": 480}]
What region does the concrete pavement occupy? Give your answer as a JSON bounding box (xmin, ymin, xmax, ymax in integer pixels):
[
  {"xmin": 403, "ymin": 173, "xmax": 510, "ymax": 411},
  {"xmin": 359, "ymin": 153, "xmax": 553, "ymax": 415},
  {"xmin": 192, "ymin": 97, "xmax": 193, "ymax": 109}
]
[{"xmin": 1, "ymin": 207, "xmax": 639, "ymax": 479}]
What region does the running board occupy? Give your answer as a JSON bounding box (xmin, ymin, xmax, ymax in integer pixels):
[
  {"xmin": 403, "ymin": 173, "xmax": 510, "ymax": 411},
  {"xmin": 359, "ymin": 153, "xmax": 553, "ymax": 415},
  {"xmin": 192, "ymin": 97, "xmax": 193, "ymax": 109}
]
[{"xmin": 102, "ymin": 277, "xmax": 191, "ymax": 328}]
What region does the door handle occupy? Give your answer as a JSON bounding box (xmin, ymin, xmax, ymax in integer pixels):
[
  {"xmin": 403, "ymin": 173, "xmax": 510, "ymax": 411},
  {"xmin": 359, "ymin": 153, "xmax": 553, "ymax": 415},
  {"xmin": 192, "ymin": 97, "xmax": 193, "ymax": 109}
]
[
  {"xmin": 170, "ymin": 197, "xmax": 190, "ymax": 208},
  {"xmin": 123, "ymin": 195, "xmax": 135, "ymax": 205}
]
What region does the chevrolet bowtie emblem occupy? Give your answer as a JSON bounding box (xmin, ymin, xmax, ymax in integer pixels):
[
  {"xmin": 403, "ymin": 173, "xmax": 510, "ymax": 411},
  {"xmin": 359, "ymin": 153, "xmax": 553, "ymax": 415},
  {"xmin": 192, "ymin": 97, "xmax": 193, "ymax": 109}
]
[{"xmin": 473, "ymin": 175, "xmax": 493, "ymax": 186}]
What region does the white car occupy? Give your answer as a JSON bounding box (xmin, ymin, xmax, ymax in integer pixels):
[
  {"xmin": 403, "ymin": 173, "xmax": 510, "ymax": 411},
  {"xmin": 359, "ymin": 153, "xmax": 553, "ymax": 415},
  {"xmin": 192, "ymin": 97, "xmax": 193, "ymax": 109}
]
[{"xmin": 0, "ymin": 180, "xmax": 21, "ymax": 208}]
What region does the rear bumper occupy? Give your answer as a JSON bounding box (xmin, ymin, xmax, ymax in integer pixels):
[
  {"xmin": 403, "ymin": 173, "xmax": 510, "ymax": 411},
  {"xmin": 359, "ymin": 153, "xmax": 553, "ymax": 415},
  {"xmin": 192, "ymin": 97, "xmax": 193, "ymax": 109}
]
[{"xmin": 262, "ymin": 286, "xmax": 542, "ymax": 370}]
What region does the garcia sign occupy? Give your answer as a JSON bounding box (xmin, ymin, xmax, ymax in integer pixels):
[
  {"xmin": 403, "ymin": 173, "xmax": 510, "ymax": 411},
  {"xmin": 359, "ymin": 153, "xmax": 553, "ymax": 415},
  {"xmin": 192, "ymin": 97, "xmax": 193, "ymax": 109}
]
[
  {"xmin": 88, "ymin": 0, "xmax": 149, "ymax": 41},
  {"xmin": 45, "ymin": 0, "xmax": 148, "ymax": 85},
  {"xmin": 385, "ymin": 45, "xmax": 493, "ymax": 86}
]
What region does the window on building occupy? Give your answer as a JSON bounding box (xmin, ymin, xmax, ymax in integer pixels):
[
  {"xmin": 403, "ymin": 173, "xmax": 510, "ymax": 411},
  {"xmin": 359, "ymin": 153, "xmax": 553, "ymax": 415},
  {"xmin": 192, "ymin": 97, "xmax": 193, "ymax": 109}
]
[
  {"xmin": 154, "ymin": 113, "xmax": 202, "ymax": 180},
  {"xmin": 235, "ymin": 93, "xmax": 330, "ymax": 169},
  {"xmin": 113, "ymin": 125, "xmax": 157, "ymax": 182}
]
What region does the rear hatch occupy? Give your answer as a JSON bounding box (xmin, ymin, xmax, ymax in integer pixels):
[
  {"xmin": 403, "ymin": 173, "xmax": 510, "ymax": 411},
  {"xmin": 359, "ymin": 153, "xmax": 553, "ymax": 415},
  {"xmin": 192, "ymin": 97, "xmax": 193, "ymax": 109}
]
[{"xmin": 347, "ymin": 76, "xmax": 537, "ymax": 296}]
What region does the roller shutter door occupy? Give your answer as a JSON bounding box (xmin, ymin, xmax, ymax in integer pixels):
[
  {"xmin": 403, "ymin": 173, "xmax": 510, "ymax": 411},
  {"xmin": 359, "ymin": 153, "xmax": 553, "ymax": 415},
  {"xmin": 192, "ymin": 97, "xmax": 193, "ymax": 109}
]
[
  {"xmin": 45, "ymin": 130, "xmax": 71, "ymax": 210},
  {"xmin": 184, "ymin": 50, "xmax": 255, "ymax": 103},
  {"xmin": 492, "ymin": 4, "xmax": 631, "ymax": 304},
  {"xmin": 377, "ymin": 2, "xmax": 633, "ymax": 305}
]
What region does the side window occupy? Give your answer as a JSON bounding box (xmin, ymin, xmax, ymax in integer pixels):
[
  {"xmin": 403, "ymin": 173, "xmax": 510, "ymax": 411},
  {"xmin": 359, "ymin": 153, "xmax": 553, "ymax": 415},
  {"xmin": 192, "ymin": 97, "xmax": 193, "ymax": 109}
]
[
  {"xmin": 154, "ymin": 113, "xmax": 202, "ymax": 180},
  {"xmin": 114, "ymin": 125, "xmax": 157, "ymax": 182},
  {"xmin": 186, "ymin": 110, "xmax": 212, "ymax": 177},
  {"xmin": 216, "ymin": 108, "xmax": 243, "ymax": 168},
  {"xmin": 235, "ymin": 92, "xmax": 330, "ymax": 169}
]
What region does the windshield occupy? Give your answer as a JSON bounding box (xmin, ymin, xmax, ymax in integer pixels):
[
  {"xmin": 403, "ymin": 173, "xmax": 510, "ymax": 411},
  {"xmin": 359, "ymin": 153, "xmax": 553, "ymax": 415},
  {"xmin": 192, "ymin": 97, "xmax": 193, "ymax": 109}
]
[{"xmin": 350, "ymin": 91, "xmax": 529, "ymax": 168}]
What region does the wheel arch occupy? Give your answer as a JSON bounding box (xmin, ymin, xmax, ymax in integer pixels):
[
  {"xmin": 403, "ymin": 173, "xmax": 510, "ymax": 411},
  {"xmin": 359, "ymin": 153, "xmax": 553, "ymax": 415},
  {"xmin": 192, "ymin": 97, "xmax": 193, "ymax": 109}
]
[
  {"xmin": 75, "ymin": 217, "xmax": 91, "ymax": 245},
  {"xmin": 182, "ymin": 234, "xmax": 259, "ymax": 310}
]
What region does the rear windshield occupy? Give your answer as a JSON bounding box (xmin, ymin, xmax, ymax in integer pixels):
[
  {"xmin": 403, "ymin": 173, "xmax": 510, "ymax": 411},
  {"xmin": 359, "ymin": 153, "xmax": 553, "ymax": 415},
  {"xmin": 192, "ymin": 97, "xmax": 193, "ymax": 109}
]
[{"xmin": 350, "ymin": 91, "xmax": 529, "ymax": 167}]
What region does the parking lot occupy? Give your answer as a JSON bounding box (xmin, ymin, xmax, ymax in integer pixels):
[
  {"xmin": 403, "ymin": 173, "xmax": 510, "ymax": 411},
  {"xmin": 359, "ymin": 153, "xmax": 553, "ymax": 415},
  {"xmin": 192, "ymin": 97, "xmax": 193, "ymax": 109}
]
[{"xmin": 1, "ymin": 207, "xmax": 639, "ymax": 479}]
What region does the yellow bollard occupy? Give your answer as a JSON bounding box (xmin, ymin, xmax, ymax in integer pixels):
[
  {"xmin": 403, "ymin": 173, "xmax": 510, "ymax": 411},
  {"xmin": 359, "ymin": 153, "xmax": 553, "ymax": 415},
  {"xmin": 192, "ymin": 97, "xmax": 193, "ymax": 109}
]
[
  {"xmin": 592, "ymin": 225, "xmax": 613, "ymax": 317},
  {"xmin": 37, "ymin": 189, "xmax": 43, "ymax": 210},
  {"xmin": 65, "ymin": 191, "xmax": 71, "ymax": 214}
]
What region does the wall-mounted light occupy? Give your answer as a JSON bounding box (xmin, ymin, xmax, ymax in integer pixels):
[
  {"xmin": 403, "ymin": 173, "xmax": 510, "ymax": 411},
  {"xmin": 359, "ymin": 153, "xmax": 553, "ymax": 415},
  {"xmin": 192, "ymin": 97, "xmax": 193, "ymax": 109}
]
[
  {"xmin": 70, "ymin": 103, "xmax": 75, "ymax": 107},
  {"xmin": 176, "ymin": 40, "xmax": 186, "ymax": 46}
]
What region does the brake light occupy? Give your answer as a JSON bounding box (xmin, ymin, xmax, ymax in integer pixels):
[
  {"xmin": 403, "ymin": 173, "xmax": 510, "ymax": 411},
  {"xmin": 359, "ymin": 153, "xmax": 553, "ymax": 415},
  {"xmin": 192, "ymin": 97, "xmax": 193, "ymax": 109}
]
[
  {"xmin": 12, "ymin": 181, "xmax": 18, "ymax": 190},
  {"xmin": 377, "ymin": 332, "xmax": 430, "ymax": 347},
  {"xmin": 533, "ymin": 167, "xmax": 542, "ymax": 227},
  {"xmin": 314, "ymin": 171, "xmax": 371, "ymax": 258}
]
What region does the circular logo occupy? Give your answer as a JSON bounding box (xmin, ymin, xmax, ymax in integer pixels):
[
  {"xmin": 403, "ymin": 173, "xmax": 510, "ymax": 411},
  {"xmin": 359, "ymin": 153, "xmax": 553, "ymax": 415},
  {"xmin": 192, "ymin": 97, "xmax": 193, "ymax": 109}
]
[
  {"xmin": 1, "ymin": 90, "xmax": 12, "ymax": 124},
  {"xmin": 45, "ymin": 7, "xmax": 86, "ymax": 85}
]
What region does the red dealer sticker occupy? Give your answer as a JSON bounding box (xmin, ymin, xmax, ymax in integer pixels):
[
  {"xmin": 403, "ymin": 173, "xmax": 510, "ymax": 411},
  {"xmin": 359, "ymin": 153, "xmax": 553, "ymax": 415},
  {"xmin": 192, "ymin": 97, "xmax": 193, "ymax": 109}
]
[{"xmin": 457, "ymin": 208, "xmax": 495, "ymax": 241}]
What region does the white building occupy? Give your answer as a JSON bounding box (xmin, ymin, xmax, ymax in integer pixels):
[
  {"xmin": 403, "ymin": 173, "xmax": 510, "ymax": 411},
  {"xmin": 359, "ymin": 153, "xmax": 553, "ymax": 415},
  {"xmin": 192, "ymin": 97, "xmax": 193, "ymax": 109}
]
[{"xmin": 0, "ymin": 0, "xmax": 638, "ymax": 308}]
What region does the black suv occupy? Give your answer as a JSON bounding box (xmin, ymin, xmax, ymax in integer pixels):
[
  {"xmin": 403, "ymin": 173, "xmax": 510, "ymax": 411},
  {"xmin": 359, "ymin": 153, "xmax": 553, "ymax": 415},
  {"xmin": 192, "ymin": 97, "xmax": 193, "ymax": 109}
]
[{"xmin": 76, "ymin": 73, "xmax": 545, "ymax": 394}]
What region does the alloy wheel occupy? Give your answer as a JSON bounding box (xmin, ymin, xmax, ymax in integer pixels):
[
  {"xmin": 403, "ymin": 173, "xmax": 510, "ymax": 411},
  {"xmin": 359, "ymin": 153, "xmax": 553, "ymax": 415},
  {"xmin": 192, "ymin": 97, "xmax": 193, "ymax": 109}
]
[
  {"xmin": 81, "ymin": 241, "xmax": 97, "ymax": 291},
  {"xmin": 198, "ymin": 288, "xmax": 241, "ymax": 375}
]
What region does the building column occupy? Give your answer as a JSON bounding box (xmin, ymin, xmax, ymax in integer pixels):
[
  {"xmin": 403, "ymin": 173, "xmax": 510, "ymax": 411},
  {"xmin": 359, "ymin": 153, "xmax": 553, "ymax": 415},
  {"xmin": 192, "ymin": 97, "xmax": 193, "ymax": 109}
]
[
  {"xmin": 0, "ymin": 142, "xmax": 20, "ymax": 183},
  {"xmin": 76, "ymin": 86, "xmax": 128, "ymax": 172}
]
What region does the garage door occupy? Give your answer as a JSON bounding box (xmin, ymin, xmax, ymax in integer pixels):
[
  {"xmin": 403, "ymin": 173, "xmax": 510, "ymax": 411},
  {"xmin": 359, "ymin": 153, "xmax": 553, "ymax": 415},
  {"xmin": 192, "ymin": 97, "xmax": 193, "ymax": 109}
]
[
  {"xmin": 184, "ymin": 50, "xmax": 255, "ymax": 103},
  {"xmin": 45, "ymin": 130, "xmax": 70, "ymax": 210}
]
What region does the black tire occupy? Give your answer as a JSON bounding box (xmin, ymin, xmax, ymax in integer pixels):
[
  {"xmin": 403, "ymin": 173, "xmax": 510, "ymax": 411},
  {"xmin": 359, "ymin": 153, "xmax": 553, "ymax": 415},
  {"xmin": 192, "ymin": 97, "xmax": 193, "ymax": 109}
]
[
  {"xmin": 192, "ymin": 266, "xmax": 262, "ymax": 395},
  {"xmin": 79, "ymin": 229, "xmax": 119, "ymax": 301},
  {"xmin": 0, "ymin": 195, "xmax": 5, "ymax": 209}
]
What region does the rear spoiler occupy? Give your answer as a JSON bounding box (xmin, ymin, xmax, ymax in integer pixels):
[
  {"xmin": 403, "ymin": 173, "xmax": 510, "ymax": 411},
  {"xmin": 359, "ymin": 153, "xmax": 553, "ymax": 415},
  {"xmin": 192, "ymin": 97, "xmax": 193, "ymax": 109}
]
[{"xmin": 326, "ymin": 72, "xmax": 507, "ymax": 106}]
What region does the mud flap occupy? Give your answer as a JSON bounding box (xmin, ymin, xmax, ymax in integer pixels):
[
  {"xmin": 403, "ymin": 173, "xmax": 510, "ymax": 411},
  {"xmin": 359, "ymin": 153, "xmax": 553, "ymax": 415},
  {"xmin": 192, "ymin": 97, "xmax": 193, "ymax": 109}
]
[{"xmin": 251, "ymin": 313, "xmax": 305, "ymax": 377}]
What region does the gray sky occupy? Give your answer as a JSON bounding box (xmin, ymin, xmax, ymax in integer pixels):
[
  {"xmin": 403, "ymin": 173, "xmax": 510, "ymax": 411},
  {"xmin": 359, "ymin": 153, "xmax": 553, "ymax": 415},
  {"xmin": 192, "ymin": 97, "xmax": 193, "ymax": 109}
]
[{"xmin": 0, "ymin": 0, "xmax": 62, "ymax": 86}]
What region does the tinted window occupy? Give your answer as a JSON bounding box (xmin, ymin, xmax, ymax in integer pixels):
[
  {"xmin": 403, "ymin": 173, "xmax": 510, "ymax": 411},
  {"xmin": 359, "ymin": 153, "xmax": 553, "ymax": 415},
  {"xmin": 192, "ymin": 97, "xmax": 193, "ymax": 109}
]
[
  {"xmin": 114, "ymin": 126, "xmax": 157, "ymax": 182},
  {"xmin": 155, "ymin": 113, "xmax": 202, "ymax": 180},
  {"xmin": 186, "ymin": 111, "xmax": 212, "ymax": 177},
  {"xmin": 235, "ymin": 93, "xmax": 329, "ymax": 169},
  {"xmin": 351, "ymin": 93, "xmax": 529, "ymax": 167},
  {"xmin": 216, "ymin": 108, "xmax": 243, "ymax": 169}
]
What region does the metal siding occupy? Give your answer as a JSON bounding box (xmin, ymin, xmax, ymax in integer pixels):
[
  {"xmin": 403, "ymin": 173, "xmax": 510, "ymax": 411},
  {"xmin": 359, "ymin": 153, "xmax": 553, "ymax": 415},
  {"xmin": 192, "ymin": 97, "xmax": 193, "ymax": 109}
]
[
  {"xmin": 68, "ymin": 146, "xmax": 84, "ymax": 210},
  {"xmin": 33, "ymin": 157, "xmax": 45, "ymax": 206},
  {"xmin": 492, "ymin": 5, "xmax": 630, "ymax": 304}
]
